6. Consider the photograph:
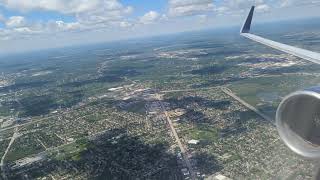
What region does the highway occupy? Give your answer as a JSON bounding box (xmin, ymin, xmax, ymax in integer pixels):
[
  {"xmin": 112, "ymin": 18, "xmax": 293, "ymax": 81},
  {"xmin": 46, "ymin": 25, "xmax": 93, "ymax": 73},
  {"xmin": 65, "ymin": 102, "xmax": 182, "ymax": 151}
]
[
  {"xmin": 156, "ymin": 94, "xmax": 196, "ymax": 180},
  {"xmin": 0, "ymin": 99, "xmax": 118, "ymax": 134},
  {"xmin": 221, "ymin": 87, "xmax": 275, "ymax": 126},
  {"xmin": 1, "ymin": 127, "xmax": 19, "ymax": 180},
  {"xmin": 0, "ymin": 86, "xmax": 274, "ymax": 179},
  {"xmin": 6, "ymin": 119, "xmax": 143, "ymax": 172},
  {"xmin": 0, "ymin": 87, "xmax": 218, "ymax": 134},
  {"xmin": 162, "ymin": 86, "xmax": 275, "ymax": 126},
  {"xmin": 160, "ymin": 87, "xmax": 219, "ymax": 93},
  {"xmin": 0, "ymin": 116, "xmax": 56, "ymax": 134}
]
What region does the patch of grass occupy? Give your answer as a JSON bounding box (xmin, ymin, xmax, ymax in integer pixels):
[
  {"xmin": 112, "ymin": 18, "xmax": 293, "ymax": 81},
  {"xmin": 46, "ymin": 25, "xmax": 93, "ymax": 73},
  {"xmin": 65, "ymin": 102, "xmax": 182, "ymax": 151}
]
[
  {"xmin": 187, "ymin": 125, "xmax": 219, "ymax": 144},
  {"xmin": 6, "ymin": 134, "xmax": 45, "ymax": 162},
  {"xmin": 52, "ymin": 138, "xmax": 89, "ymax": 162}
]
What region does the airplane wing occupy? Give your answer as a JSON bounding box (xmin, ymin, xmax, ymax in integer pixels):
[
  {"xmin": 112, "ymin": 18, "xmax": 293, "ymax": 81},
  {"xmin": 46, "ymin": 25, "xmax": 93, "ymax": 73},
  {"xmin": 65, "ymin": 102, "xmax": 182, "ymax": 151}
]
[{"xmin": 240, "ymin": 6, "xmax": 320, "ymax": 65}]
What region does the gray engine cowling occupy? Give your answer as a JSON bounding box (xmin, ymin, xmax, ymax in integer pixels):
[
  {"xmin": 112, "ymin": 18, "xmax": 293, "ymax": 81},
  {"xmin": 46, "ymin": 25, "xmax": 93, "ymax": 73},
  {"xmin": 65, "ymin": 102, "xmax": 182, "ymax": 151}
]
[{"xmin": 276, "ymin": 87, "xmax": 320, "ymax": 159}]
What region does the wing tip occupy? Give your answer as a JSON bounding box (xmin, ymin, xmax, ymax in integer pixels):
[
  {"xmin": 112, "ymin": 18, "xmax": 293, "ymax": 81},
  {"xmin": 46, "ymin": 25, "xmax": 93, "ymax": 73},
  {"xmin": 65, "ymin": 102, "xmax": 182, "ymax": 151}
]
[{"xmin": 240, "ymin": 6, "xmax": 255, "ymax": 34}]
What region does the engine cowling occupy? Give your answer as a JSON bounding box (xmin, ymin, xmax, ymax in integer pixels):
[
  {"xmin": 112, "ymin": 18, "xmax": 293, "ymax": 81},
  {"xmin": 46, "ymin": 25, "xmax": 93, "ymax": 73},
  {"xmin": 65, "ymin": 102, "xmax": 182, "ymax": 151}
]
[{"xmin": 276, "ymin": 87, "xmax": 320, "ymax": 159}]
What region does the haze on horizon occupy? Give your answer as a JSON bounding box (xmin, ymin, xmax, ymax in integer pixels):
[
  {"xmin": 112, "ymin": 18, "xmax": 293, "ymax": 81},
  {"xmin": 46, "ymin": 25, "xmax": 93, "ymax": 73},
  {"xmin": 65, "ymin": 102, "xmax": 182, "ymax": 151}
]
[{"xmin": 0, "ymin": 0, "xmax": 320, "ymax": 55}]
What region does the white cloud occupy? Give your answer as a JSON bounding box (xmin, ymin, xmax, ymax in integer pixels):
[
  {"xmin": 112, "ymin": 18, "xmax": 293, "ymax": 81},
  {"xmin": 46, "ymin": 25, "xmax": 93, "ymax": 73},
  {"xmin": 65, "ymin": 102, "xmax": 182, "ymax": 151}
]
[
  {"xmin": 139, "ymin": 11, "xmax": 160, "ymax": 24},
  {"xmin": 48, "ymin": 21, "xmax": 81, "ymax": 31},
  {"xmin": 0, "ymin": 0, "xmax": 318, "ymax": 48},
  {"xmin": 217, "ymin": 0, "xmax": 270, "ymax": 14},
  {"xmin": 0, "ymin": 13, "xmax": 5, "ymax": 22},
  {"xmin": 256, "ymin": 4, "xmax": 270, "ymax": 12},
  {"xmin": 5, "ymin": 16, "xmax": 26, "ymax": 28},
  {"xmin": 13, "ymin": 27, "xmax": 33, "ymax": 33},
  {"xmin": 218, "ymin": 0, "xmax": 320, "ymax": 14},
  {"xmin": 0, "ymin": 0, "xmax": 135, "ymax": 40},
  {"xmin": 280, "ymin": 0, "xmax": 292, "ymax": 7},
  {"xmin": 0, "ymin": 0, "xmax": 100, "ymax": 14},
  {"xmin": 76, "ymin": 5, "xmax": 133, "ymax": 25},
  {"xmin": 0, "ymin": 0, "xmax": 134, "ymax": 27},
  {"xmin": 119, "ymin": 21, "xmax": 132, "ymax": 28},
  {"xmin": 280, "ymin": 0, "xmax": 320, "ymax": 7},
  {"xmin": 168, "ymin": 0, "xmax": 214, "ymax": 17},
  {"xmin": 197, "ymin": 14, "xmax": 208, "ymax": 23}
]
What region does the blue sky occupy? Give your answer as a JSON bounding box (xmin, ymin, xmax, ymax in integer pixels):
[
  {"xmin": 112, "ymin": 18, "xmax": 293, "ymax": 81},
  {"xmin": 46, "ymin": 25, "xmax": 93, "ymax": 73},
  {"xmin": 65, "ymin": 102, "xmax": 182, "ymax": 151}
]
[
  {"xmin": 121, "ymin": 0, "xmax": 167, "ymax": 16},
  {"xmin": 0, "ymin": 0, "xmax": 319, "ymax": 54}
]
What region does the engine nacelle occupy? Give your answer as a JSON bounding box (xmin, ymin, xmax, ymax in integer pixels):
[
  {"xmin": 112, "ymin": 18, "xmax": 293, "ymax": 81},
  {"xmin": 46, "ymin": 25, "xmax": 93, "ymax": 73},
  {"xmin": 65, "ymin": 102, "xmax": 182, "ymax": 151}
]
[{"xmin": 276, "ymin": 87, "xmax": 320, "ymax": 159}]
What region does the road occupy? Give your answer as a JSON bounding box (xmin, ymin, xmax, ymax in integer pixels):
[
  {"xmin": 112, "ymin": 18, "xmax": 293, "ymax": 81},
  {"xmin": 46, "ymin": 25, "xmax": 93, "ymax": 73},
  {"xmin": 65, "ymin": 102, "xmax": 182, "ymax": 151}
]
[
  {"xmin": 0, "ymin": 116, "xmax": 54, "ymax": 134},
  {"xmin": 7, "ymin": 119, "xmax": 140, "ymax": 171},
  {"xmin": 1, "ymin": 127, "xmax": 19, "ymax": 180},
  {"xmin": 161, "ymin": 86, "xmax": 275, "ymax": 126},
  {"xmin": 221, "ymin": 87, "xmax": 275, "ymax": 126},
  {"xmin": 155, "ymin": 94, "xmax": 196, "ymax": 180},
  {"xmin": 160, "ymin": 87, "xmax": 219, "ymax": 93},
  {"xmin": 37, "ymin": 138, "xmax": 48, "ymax": 150},
  {"xmin": 0, "ymin": 99, "xmax": 115, "ymax": 134},
  {"xmin": 0, "ymin": 87, "xmax": 217, "ymax": 134}
]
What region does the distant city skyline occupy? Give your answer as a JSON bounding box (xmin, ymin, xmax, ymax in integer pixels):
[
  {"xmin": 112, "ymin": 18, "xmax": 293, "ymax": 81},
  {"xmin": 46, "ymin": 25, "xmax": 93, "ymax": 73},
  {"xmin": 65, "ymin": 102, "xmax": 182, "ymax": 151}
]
[{"xmin": 0, "ymin": 0, "xmax": 320, "ymax": 55}]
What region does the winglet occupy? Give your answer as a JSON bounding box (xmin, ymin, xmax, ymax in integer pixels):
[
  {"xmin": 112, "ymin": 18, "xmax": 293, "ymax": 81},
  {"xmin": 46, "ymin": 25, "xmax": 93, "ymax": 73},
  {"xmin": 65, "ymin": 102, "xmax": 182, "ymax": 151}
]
[{"xmin": 240, "ymin": 6, "xmax": 255, "ymax": 33}]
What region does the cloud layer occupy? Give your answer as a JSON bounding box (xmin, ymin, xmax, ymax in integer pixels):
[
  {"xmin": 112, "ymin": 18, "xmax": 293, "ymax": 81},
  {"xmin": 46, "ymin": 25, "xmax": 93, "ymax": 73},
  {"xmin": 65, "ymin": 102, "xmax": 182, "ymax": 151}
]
[
  {"xmin": 168, "ymin": 0, "xmax": 215, "ymax": 17},
  {"xmin": 0, "ymin": 0, "xmax": 318, "ymax": 42},
  {"xmin": 140, "ymin": 11, "xmax": 160, "ymax": 24},
  {"xmin": 0, "ymin": 0, "xmax": 136, "ymax": 40}
]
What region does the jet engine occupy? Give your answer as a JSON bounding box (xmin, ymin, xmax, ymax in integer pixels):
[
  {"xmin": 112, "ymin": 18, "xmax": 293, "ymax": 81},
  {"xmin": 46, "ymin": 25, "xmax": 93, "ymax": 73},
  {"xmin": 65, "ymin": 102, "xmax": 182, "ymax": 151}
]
[{"xmin": 276, "ymin": 87, "xmax": 320, "ymax": 159}]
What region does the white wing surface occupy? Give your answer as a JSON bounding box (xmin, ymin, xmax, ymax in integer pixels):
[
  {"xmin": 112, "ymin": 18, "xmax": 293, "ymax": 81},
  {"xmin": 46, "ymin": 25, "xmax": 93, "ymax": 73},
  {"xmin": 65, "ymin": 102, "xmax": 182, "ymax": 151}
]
[{"xmin": 241, "ymin": 6, "xmax": 320, "ymax": 65}]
